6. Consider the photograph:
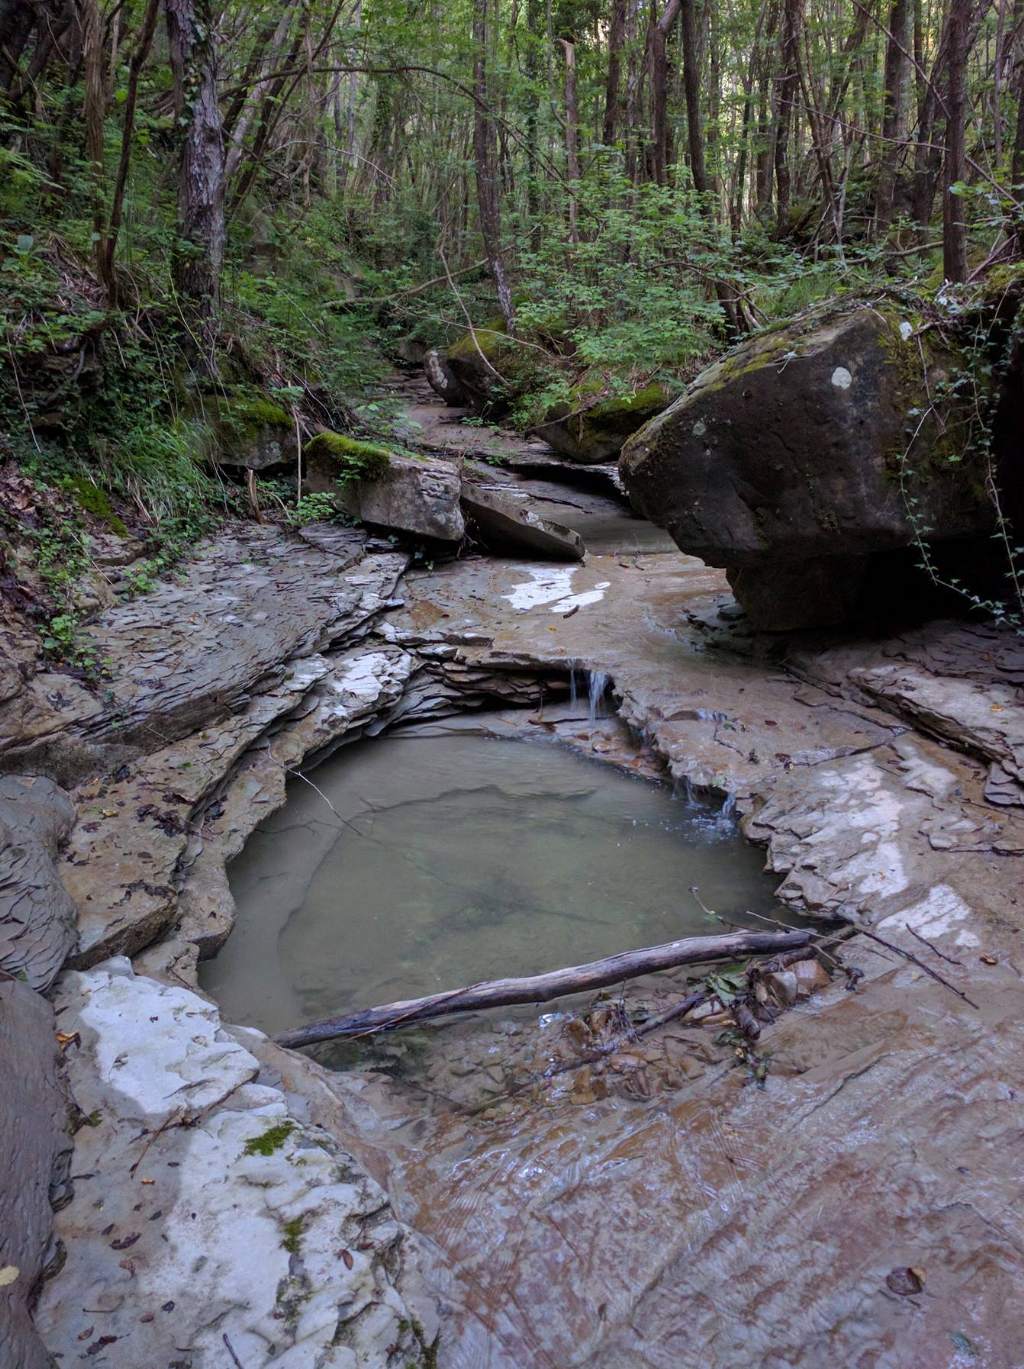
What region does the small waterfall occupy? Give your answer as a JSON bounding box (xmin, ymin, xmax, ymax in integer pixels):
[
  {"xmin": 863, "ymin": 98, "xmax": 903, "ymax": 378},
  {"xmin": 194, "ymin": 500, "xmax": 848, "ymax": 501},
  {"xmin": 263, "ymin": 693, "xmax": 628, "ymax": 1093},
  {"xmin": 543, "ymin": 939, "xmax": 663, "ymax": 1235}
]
[
  {"xmin": 717, "ymin": 792, "xmax": 738, "ymax": 829},
  {"xmin": 568, "ymin": 665, "xmax": 581, "ymax": 710},
  {"xmin": 587, "ymin": 670, "xmax": 610, "ymax": 723}
]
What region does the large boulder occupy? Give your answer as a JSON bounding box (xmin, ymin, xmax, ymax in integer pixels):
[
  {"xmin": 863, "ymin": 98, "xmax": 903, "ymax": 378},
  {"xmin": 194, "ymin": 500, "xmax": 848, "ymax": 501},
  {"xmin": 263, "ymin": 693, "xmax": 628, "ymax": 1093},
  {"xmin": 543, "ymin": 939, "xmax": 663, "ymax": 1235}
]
[
  {"xmin": 444, "ymin": 324, "xmax": 551, "ymax": 414},
  {"xmin": 461, "ymin": 483, "xmax": 585, "ymax": 561},
  {"xmin": 305, "ymin": 434, "xmax": 465, "ymax": 543},
  {"xmin": 620, "ymin": 303, "xmax": 994, "ymax": 629},
  {"xmin": 539, "ymin": 383, "xmax": 671, "ymax": 464},
  {"xmin": 424, "ymin": 348, "xmax": 468, "ymax": 406}
]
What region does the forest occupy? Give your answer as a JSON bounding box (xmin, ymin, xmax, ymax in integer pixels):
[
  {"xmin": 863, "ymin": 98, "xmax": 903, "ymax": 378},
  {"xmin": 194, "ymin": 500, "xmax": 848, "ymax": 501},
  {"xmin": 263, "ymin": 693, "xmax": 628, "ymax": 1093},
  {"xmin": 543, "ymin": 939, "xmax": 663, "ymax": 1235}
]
[{"xmin": 1, "ymin": 0, "xmax": 1021, "ymax": 573}]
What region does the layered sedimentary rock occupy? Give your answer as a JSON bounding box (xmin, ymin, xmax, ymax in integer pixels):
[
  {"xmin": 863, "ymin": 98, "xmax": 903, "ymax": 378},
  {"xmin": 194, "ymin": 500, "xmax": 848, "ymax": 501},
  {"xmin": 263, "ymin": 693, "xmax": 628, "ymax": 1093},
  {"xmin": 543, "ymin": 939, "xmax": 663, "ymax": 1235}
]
[{"xmin": 0, "ymin": 976, "xmax": 72, "ymax": 1369}]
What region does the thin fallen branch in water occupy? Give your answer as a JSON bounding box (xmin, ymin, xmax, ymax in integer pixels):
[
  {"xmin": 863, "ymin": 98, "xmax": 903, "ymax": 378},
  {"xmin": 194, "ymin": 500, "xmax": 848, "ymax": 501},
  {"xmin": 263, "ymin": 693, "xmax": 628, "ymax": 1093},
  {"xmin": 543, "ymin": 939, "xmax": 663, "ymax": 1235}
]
[
  {"xmin": 275, "ymin": 928, "xmax": 812, "ymax": 1048},
  {"xmin": 857, "ymin": 927, "xmax": 979, "ymax": 1009}
]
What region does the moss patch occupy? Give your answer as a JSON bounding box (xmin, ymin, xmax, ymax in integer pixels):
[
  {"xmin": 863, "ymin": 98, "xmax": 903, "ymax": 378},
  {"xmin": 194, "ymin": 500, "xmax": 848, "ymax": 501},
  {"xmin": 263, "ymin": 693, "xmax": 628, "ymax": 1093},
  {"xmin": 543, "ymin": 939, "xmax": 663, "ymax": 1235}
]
[
  {"xmin": 243, "ymin": 1121, "xmax": 295, "ymax": 1157},
  {"xmin": 281, "ymin": 1215, "xmax": 306, "ymax": 1255},
  {"xmin": 588, "ymin": 382, "xmax": 669, "ymax": 420},
  {"xmin": 67, "ymin": 477, "xmax": 129, "ymax": 536},
  {"xmin": 304, "ymin": 431, "xmax": 392, "ymax": 481}
]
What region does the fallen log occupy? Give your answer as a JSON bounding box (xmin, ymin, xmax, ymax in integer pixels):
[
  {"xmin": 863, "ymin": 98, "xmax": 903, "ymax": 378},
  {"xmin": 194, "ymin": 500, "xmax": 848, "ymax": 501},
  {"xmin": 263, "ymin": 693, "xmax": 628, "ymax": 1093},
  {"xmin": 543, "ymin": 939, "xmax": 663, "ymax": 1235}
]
[{"xmin": 275, "ymin": 927, "xmax": 812, "ymax": 1048}]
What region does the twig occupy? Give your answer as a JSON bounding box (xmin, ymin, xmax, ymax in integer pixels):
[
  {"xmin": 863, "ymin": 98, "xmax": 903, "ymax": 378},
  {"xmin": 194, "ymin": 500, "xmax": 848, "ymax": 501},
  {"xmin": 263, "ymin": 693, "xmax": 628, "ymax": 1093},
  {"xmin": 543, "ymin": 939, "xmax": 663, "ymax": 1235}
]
[
  {"xmin": 857, "ymin": 927, "xmax": 979, "ymax": 1008},
  {"xmin": 276, "ymin": 928, "xmax": 811, "ymax": 1047},
  {"xmin": 327, "ymin": 259, "xmax": 487, "ymax": 308},
  {"xmin": 129, "ymin": 1107, "xmax": 186, "ymax": 1177},
  {"xmin": 222, "ymin": 1334, "xmax": 245, "ymax": 1369},
  {"xmin": 908, "ymin": 925, "xmax": 964, "ymax": 966}
]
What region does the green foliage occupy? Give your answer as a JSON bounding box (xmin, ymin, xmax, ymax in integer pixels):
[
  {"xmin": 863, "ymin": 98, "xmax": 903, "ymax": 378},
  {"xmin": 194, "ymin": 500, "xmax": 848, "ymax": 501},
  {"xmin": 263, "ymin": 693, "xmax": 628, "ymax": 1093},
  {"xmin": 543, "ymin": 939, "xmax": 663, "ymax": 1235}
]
[{"xmin": 284, "ymin": 492, "xmax": 346, "ymax": 525}]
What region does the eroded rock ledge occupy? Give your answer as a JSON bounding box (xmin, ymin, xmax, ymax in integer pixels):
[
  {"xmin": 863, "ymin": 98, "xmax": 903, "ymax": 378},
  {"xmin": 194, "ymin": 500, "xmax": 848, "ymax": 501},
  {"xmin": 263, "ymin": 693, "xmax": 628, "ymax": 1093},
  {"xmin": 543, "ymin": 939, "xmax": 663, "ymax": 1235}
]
[{"xmin": 2, "ymin": 500, "xmax": 1023, "ymax": 1366}]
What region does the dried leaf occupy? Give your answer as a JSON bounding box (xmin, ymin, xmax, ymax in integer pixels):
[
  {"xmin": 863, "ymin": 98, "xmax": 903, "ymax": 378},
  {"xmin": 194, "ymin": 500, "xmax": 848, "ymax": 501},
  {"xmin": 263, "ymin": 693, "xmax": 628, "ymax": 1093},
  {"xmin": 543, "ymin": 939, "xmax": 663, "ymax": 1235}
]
[{"xmin": 885, "ymin": 1266, "xmax": 925, "ymax": 1295}]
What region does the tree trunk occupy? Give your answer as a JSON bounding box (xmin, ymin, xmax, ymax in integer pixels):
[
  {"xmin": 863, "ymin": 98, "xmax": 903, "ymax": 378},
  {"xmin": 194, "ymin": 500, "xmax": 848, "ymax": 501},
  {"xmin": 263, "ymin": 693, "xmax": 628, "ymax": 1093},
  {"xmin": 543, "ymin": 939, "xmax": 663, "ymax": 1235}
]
[
  {"xmin": 165, "ymin": 0, "xmax": 226, "ymax": 364},
  {"xmin": 559, "ymin": 38, "xmax": 580, "ymax": 242},
  {"xmin": 875, "ymin": 0, "xmax": 913, "ymax": 231},
  {"xmin": 755, "ymin": 0, "xmax": 780, "ymax": 213},
  {"xmin": 651, "ymin": 0, "xmax": 681, "ymax": 185},
  {"xmin": 0, "ymin": 0, "xmax": 34, "ymax": 90},
  {"xmin": 603, "ymin": 0, "xmax": 627, "ymax": 145},
  {"xmin": 942, "ymin": 0, "xmax": 969, "ymax": 279},
  {"xmin": 680, "ymin": 0, "xmax": 708, "ymax": 193},
  {"xmin": 101, "ymin": 0, "xmax": 161, "ymax": 303},
  {"xmin": 473, "ymin": 0, "xmax": 516, "ymax": 330},
  {"xmin": 223, "ymin": 2, "xmax": 297, "ymax": 185},
  {"xmin": 775, "ymin": 0, "xmax": 803, "ymax": 232},
  {"xmin": 80, "ymin": 0, "xmax": 106, "ymax": 285}
]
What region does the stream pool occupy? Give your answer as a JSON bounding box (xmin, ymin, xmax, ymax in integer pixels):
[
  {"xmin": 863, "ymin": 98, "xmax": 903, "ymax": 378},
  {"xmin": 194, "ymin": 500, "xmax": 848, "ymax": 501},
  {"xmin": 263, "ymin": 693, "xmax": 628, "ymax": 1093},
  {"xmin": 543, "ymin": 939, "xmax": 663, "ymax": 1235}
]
[{"xmin": 201, "ymin": 727, "xmax": 783, "ymax": 1038}]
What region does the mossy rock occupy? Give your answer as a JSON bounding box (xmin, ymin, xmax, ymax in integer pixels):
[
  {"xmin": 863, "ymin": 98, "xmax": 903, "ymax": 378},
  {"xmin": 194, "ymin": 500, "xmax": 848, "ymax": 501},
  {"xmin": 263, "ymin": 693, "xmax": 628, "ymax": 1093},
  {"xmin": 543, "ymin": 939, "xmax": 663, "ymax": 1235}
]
[
  {"xmin": 540, "ymin": 381, "xmax": 673, "ymax": 464},
  {"xmin": 620, "ymin": 300, "xmax": 996, "ymax": 629},
  {"xmin": 211, "ymin": 390, "xmax": 296, "ymax": 471},
  {"xmin": 304, "ymin": 431, "xmax": 392, "ymax": 483},
  {"xmin": 67, "ymin": 478, "xmax": 129, "ymax": 537},
  {"xmin": 446, "ymin": 320, "xmax": 556, "ymax": 415},
  {"xmin": 303, "ymin": 441, "xmax": 464, "ymax": 542}
]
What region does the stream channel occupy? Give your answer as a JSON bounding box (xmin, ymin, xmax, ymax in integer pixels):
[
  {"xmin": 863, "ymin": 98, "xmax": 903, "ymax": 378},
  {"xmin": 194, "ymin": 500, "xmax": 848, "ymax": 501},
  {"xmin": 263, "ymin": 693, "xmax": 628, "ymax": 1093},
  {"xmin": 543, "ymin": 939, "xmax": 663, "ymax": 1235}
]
[{"xmin": 201, "ymin": 708, "xmax": 784, "ymax": 1046}]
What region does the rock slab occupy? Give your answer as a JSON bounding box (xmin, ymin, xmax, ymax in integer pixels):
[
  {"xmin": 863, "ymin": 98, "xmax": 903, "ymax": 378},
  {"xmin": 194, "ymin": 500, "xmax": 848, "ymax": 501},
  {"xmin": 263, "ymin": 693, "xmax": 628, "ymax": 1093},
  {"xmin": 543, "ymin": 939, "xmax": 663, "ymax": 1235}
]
[
  {"xmin": 37, "ymin": 959, "xmax": 431, "ymax": 1368},
  {"xmin": 462, "ymin": 483, "xmax": 585, "ymax": 561}
]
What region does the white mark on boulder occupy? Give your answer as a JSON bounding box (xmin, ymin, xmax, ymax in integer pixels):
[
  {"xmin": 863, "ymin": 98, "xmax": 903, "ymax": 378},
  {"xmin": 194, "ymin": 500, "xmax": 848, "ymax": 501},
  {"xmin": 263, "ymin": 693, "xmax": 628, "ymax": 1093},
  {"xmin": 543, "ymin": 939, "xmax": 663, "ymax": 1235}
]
[
  {"xmin": 692, "ymin": 420, "xmax": 707, "ymax": 438},
  {"xmin": 899, "ymin": 319, "xmax": 914, "ymax": 341},
  {"xmin": 878, "ymin": 883, "xmax": 979, "ymax": 947},
  {"xmin": 830, "ymin": 366, "xmax": 853, "ymax": 390}
]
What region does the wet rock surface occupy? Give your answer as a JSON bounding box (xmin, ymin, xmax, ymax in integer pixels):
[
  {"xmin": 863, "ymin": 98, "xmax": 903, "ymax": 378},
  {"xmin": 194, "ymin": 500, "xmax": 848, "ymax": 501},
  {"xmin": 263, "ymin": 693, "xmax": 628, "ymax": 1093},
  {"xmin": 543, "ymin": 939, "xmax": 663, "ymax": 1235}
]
[
  {"xmin": 0, "ymin": 975, "xmax": 72, "ymax": 1369},
  {"xmin": 0, "ymin": 774, "xmax": 78, "ymax": 989},
  {"xmin": 620, "ymin": 303, "xmax": 995, "ymax": 628},
  {"xmin": 1, "ymin": 372, "xmax": 1023, "ymax": 1365}
]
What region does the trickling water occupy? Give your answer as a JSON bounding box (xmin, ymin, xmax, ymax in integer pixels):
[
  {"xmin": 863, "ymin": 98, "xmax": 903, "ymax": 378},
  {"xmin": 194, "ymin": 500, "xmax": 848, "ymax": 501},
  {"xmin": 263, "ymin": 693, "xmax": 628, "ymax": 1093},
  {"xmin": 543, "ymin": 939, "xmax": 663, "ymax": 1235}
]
[
  {"xmin": 587, "ymin": 669, "xmax": 610, "ymax": 722},
  {"xmin": 202, "ymin": 728, "xmax": 785, "ymax": 1038},
  {"xmin": 568, "ymin": 666, "xmax": 580, "ymax": 710}
]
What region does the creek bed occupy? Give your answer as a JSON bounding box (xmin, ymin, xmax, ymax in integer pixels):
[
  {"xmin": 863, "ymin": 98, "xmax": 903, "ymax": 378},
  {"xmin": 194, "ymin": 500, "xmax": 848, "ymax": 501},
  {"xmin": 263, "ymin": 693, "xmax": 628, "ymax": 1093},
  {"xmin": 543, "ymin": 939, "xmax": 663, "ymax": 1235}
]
[{"xmin": 201, "ymin": 723, "xmax": 784, "ymax": 1040}]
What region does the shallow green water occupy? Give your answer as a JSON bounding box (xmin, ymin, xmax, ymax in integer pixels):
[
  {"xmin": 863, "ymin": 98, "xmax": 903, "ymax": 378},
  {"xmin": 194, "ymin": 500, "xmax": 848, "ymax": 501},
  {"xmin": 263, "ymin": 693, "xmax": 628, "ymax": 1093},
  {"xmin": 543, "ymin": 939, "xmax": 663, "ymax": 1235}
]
[{"xmin": 202, "ymin": 730, "xmax": 782, "ymax": 1036}]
